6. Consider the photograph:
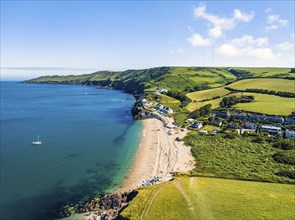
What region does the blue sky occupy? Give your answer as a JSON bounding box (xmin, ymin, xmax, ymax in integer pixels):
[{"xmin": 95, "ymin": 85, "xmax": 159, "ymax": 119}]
[{"xmin": 1, "ymin": 1, "xmax": 294, "ymax": 80}]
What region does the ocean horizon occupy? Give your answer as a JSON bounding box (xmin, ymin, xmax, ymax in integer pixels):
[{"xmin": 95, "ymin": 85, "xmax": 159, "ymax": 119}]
[{"xmin": 0, "ymin": 81, "xmax": 142, "ymax": 220}]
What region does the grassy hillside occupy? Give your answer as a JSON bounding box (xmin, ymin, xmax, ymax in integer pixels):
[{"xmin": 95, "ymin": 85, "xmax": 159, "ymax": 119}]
[
  {"xmin": 122, "ymin": 176, "xmax": 295, "ymax": 220},
  {"xmin": 26, "ymin": 66, "xmax": 294, "ymax": 116},
  {"xmin": 183, "ymin": 134, "xmax": 295, "ymax": 184},
  {"xmin": 228, "ymin": 78, "xmax": 295, "ymax": 93},
  {"xmin": 186, "ymin": 92, "xmax": 243, "ymax": 111},
  {"xmin": 230, "ymin": 67, "xmax": 293, "ymax": 78},
  {"xmin": 26, "ymin": 67, "xmax": 293, "ymax": 94},
  {"xmin": 187, "ymin": 87, "xmax": 231, "ymax": 101},
  {"xmin": 233, "ymin": 93, "xmax": 295, "ymax": 115}
]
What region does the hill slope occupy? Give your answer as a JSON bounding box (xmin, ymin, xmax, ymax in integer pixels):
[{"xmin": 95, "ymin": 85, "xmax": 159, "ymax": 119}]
[{"xmin": 25, "ymin": 67, "xmax": 293, "ymax": 94}]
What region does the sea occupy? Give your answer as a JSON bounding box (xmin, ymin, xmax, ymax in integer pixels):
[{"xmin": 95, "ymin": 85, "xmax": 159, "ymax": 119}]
[{"xmin": 0, "ymin": 81, "xmax": 142, "ymax": 220}]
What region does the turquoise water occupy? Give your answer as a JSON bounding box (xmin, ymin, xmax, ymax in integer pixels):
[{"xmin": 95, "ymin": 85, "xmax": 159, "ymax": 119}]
[{"xmin": 0, "ymin": 82, "xmax": 142, "ymax": 220}]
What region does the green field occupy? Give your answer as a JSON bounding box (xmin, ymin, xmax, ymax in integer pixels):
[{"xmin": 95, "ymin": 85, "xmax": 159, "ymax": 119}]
[
  {"xmin": 230, "ymin": 67, "xmax": 293, "ymax": 78},
  {"xmin": 183, "ymin": 134, "xmax": 295, "ymax": 183},
  {"xmin": 233, "ymin": 93, "xmax": 295, "ymax": 115},
  {"xmin": 155, "ymin": 94, "xmax": 181, "ymax": 110},
  {"xmin": 186, "ymin": 92, "xmax": 242, "ymax": 112},
  {"xmin": 187, "ymin": 87, "xmax": 231, "ymax": 102},
  {"xmin": 122, "ymin": 176, "xmax": 295, "ymax": 220},
  {"xmin": 228, "ymin": 78, "xmax": 295, "ymax": 93}
]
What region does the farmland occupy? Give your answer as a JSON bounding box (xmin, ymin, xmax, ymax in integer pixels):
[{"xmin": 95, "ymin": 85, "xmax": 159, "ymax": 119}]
[
  {"xmin": 228, "ymin": 78, "xmax": 295, "ymax": 93},
  {"xmin": 233, "ymin": 93, "xmax": 295, "ymax": 115},
  {"xmin": 186, "ymin": 92, "xmax": 242, "ymax": 112},
  {"xmin": 121, "ymin": 176, "xmax": 295, "ymax": 220},
  {"xmin": 229, "ymin": 67, "xmax": 293, "ymax": 78},
  {"xmin": 187, "ymin": 87, "xmax": 231, "ymax": 101}
]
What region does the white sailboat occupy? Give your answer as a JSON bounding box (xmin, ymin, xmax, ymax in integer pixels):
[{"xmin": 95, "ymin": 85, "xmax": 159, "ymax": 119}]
[{"xmin": 32, "ymin": 134, "xmax": 42, "ymax": 145}]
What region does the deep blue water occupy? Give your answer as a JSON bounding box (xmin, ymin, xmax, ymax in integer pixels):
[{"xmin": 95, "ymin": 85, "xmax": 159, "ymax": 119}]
[{"xmin": 0, "ymin": 82, "xmax": 142, "ymax": 220}]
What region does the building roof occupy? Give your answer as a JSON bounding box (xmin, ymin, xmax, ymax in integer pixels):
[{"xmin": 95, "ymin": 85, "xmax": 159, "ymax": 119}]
[
  {"xmin": 286, "ymin": 129, "xmax": 295, "ymax": 134},
  {"xmin": 261, "ymin": 125, "xmax": 281, "ymax": 130}
]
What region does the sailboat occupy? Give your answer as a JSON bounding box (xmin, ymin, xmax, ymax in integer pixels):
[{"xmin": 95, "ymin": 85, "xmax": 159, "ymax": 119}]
[{"xmin": 32, "ymin": 134, "xmax": 42, "ymax": 145}]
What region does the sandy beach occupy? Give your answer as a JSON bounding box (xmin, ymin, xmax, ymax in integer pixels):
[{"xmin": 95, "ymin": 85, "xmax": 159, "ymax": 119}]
[{"xmin": 118, "ymin": 117, "xmax": 195, "ymax": 192}]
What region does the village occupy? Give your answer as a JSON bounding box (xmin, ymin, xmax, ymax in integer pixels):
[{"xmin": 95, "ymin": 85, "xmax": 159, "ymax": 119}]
[{"xmin": 139, "ymin": 88, "xmax": 295, "ymax": 139}]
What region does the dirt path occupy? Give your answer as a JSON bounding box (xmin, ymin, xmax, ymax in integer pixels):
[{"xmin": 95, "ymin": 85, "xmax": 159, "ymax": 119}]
[
  {"xmin": 189, "ymin": 177, "xmax": 215, "ymax": 220},
  {"xmin": 140, "ymin": 188, "xmax": 162, "ymax": 220},
  {"xmin": 173, "ymin": 181, "xmax": 198, "ymax": 219}
]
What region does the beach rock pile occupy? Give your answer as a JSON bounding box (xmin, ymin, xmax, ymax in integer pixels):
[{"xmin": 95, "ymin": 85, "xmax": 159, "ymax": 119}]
[{"xmin": 60, "ymin": 190, "xmax": 138, "ymax": 220}]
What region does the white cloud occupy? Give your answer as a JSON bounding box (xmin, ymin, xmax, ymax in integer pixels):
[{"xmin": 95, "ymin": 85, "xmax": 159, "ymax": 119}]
[
  {"xmin": 247, "ymin": 47, "xmax": 278, "ymax": 59},
  {"xmin": 265, "ymin": 10, "xmax": 288, "ymax": 31},
  {"xmin": 216, "ymin": 44, "xmax": 239, "ymax": 57},
  {"xmin": 231, "ymin": 35, "xmax": 268, "ymax": 47},
  {"xmin": 233, "ymin": 9, "xmax": 254, "ymax": 22},
  {"xmin": 193, "ymin": 3, "xmax": 254, "ymax": 39},
  {"xmin": 187, "ymin": 33, "xmax": 211, "ymax": 47},
  {"xmin": 217, "ymin": 35, "xmax": 278, "ymax": 59},
  {"xmin": 277, "ymin": 41, "xmax": 294, "ymax": 50},
  {"xmin": 208, "ymin": 27, "xmax": 222, "ymax": 39}
]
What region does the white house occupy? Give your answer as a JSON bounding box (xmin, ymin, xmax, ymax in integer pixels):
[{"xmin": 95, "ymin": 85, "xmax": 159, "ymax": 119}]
[
  {"xmin": 192, "ymin": 122, "xmax": 203, "ymax": 129},
  {"xmin": 155, "ymin": 103, "xmax": 164, "ymax": 110},
  {"xmin": 198, "ymin": 130, "xmax": 208, "ymax": 135},
  {"xmin": 260, "ymin": 125, "xmax": 282, "ymax": 135},
  {"xmin": 185, "ymin": 118, "xmax": 195, "ymax": 123},
  {"xmin": 285, "ymin": 129, "xmax": 295, "ymax": 138},
  {"xmin": 140, "ymin": 98, "xmax": 153, "ymax": 107},
  {"xmin": 244, "ymin": 122, "xmax": 257, "ymax": 130}
]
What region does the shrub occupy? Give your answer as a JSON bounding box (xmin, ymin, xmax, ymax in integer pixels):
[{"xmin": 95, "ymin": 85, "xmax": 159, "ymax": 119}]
[
  {"xmin": 276, "ymin": 170, "xmax": 295, "ymax": 179},
  {"xmin": 272, "ymin": 151, "xmax": 295, "ymax": 165},
  {"xmin": 252, "ymin": 137, "xmax": 264, "ymax": 143},
  {"xmin": 273, "ymin": 139, "xmax": 295, "ymax": 150}
]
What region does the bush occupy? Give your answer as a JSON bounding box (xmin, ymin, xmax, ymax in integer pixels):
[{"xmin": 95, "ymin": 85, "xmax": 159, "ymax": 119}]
[
  {"xmin": 223, "ymin": 133, "xmax": 236, "ymax": 139},
  {"xmin": 276, "ymin": 170, "xmax": 295, "ymax": 179},
  {"xmin": 189, "ymin": 104, "xmax": 212, "ymax": 119},
  {"xmin": 272, "ymin": 151, "xmax": 295, "ymax": 165},
  {"xmin": 252, "ymin": 137, "xmax": 264, "ymax": 143},
  {"xmin": 273, "ymin": 139, "xmax": 295, "ymax": 150}
]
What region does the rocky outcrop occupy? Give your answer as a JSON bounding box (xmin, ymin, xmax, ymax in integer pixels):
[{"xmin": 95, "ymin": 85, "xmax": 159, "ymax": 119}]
[{"xmin": 59, "ymin": 191, "xmax": 138, "ymax": 220}]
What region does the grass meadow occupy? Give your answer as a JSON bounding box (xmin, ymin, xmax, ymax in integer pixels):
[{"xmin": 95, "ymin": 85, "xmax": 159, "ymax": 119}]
[
  {"xmin": 233, "ymin": 93, "xmax": 295, "ymax": 115},
  {"xmin": 228, "ymin": 78, "xmax": 295, "ymax": 93},
  {"xmin": 121, "ymin": 176, "xmax": 295, "ymax": 220}
]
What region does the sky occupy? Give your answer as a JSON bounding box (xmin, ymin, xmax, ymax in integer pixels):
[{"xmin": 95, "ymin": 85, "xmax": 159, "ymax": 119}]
[{"xmin": 1, "ymin": 0, "xmax": 294, "ymax": 80}]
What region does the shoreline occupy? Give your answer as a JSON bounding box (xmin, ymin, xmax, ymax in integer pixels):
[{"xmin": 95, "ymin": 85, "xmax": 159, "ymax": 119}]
[{"xmin": 117, "ymin": 117, "xmax": 195, "ymax": 192}]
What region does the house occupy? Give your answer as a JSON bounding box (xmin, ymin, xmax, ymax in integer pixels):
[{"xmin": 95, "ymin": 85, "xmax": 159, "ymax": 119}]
[
  {"xmin": 158, "ymin": 88, "xmax": 168, "ymax": 93},
  {"xmin": 260, "ymin": 125, "xmax": 282, "ymax": 135},
  {"xmin": 161, "ymin": 106, "xmax": 173, "ymax": 115},
  {"xmin": 155, "ymin": 103, "xmax": 164, "ymax": 110},
  {"xmin": 285, "ymin": 129, "xmax": 295, "ymax": 138},
  {"xmin": 227, "ymin": 123, "xmax": 241, "ymax": 129},
  {"xmin": 140, "ymin": 98, "xmax": 148, "ymax": 106},
  {"xmin": 233, "ymin": 112, "xmax": 248, "ymax": 120},
  {"xmin": 265, "ymin": 116, "xmax": 284, "ymax": 124},
  {"xmin": 216, "ymin": 111, "xmax": 230, "ymax": 118},
  {"xmin": 140, "ymin": 98, "xmax": 153, "ymax": 107},
  {"xmin": 185, "ymin": 118, "xmax": 195, "ymax": 123},
  {"xmin": 249, "ymin": 114, "xmax": 266, "ymax": 122},
  {"xmin": 210, "ymin": 119, "xmax": 222, "ymax": 127},
  {"xmin": 244, "ymin": 122, "xmax": 257, "ymax": 130},
  {"xmin": 283, "ymin": 118, "xmax": 295, "ymax": 125},
  {"xmin": 154, "ymin": 88, "xmax": 168, "ymax": 95},
  {"xmin": 192, "ymin": 122, "xmax": 203, "ymax": 129},
  {"xmin": 198, "ymin": 130, "xmax": 208, "ymax": 135},
  {"xmin": 212, "ymin": 128, "xmax": 220, "ymax": 134}
]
